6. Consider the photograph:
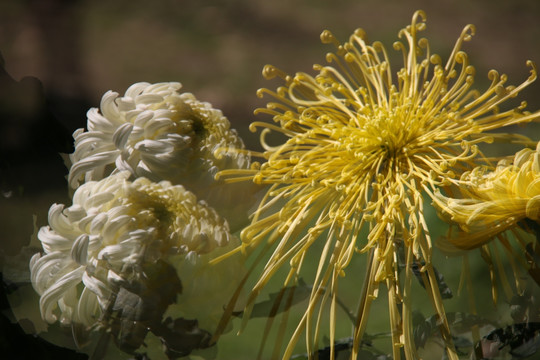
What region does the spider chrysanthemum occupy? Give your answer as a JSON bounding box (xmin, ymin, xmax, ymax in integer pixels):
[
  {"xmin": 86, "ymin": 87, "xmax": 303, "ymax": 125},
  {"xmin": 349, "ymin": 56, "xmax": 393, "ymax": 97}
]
[{"xmin": 217, "ymin": 10, "xmax": 539, "ymax": 360}]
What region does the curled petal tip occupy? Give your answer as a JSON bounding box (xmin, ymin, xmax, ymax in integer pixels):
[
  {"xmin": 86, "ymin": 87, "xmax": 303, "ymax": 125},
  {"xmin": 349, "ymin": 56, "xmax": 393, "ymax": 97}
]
[{"xmin": 262, "ymin": 65, "xmax": 288, "ymax": 81}]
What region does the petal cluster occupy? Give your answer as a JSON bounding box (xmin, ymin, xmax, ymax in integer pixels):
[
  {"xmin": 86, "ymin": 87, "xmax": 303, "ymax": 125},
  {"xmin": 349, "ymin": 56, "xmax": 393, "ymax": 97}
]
[
  {"xmin": 68, "ymin": 82, "xmax": 253, "ymax": 228},
  {"xmin": 30, "ymin": 172, "xmax": 242, "ymax": 336}
]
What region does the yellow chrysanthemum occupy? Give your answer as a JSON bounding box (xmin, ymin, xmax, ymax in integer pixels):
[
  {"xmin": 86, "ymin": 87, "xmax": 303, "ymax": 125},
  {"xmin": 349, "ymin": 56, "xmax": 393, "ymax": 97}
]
[
  {"xmin": 216, "ymin": 10, "xmax": 539, "ymax": 360},
  {"xmin": 436, "ymin": 142, "xmax": 540, "ymax": 247},
  {"xmin": 434, "ymin": 142, "xmax": 540, "ymax": 302}
]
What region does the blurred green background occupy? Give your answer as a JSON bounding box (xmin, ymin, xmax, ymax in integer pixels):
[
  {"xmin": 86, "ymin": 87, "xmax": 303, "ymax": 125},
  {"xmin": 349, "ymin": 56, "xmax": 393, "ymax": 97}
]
[{"xmin": 1, "ymin": 0, "xmax": 540, "ymax": 359}]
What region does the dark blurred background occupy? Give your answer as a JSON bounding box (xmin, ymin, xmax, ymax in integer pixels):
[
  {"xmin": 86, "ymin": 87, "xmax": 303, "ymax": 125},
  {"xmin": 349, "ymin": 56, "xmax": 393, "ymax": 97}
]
[{"xmin": 1, "ymin": 0, "xmax": 539, "ymax": 358}]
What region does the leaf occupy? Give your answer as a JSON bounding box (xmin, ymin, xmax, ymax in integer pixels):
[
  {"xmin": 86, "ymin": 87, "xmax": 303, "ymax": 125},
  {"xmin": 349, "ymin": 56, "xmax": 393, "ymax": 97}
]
[
  {"xmin": 410, "ymin": 261, "xmax": 453, "ymax": 299},
  {"xmin": 413, "ymin": 312, "xmax": 494, "ymax": 350},
  {"xmin": 247, "ymin": 278, "xmax": 312, "ymax": 319},
  {"xmin": 151, "ymin": 317, "xmax": 213, "ymax": 359},
  {"xmin": 395, "ymin": 241, "xmax": 452, "ymax": 299},
  {"xmin": 481, "ymin": 322, "xmax": 540, "ymax": 359}
]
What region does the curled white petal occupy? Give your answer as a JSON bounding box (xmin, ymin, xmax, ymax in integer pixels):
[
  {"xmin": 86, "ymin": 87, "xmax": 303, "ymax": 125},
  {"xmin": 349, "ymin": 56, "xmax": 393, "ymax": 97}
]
[
  {"xmin": 71, "ymin": 234, "xmax": 89, "ymax": 265},
  {"xmin": 39, "ymin": 266, "xmax": 85, "ymax": 323},
  {"xmin": 112, "ymin": 123, "xmax": 134, "ymax": 150},
  {"xmin": 68, "ymin": 151, "xmax": 119, "ymax": 188}
]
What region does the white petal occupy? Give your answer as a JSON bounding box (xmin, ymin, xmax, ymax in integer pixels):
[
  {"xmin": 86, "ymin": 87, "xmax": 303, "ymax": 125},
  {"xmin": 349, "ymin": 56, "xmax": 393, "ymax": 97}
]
[
  {"xmin": 115, "ymin": 151, "xmax": 136, "ymax": 174},
  {"xmin": 102, "ymin": 215, "xmax": 132, "ymax": 241},
  {"xmin": 38, "ymin": 226, "xmax": 73, "ymax": 252},
  {"xmin": 31, "ymin": 252, "xmax": 73, "ymax": 293},
  {"xmin": 64, "ymin": 204, "xmax": 86, "ymax": 222},
  {"xmin": 136, "ymin": 93, "xmax": 164, "ymax": 105},
  {"xmin": 82, "ymin": 271, "xmax": 112, "ymax": 307},
  {"xmin": 47, "ymin": 204, "xmax": 80, "ymax": 238},
  {"xmin": 112, "ymin": 123, "xmax": 134, "ymax": 150},
  {"xmin": 68, "ymin": 150, "xmax": 119, "ymax": 188},
  {"xmin": 125, "ymin": 82, "xmax": 150, "ymax": 98},
  {"xmin": 98, "ymin": 244, "xmax": 135, "ymax": 263},
  {"xmin": 77, "ymin": 286, "xmax": 100, "ymax": 326},
  {"xmin": 39, "ymin": 266, "xmax": 84, "ymax": 323},
  {"xmin": 135, "ymin": 160, "xmax": 153, "ymax": 178},
  {"xmin": 116, "ymin": 97, "xmax": 136, "ymax": 112},
  {"xmin": 87, "ymin": 108, "xmax": 114, "ymax": 132},
  {"xmin": 133, "ymin": 110, "xmax": 154, "ymax": 128},
  {"xmin": 85, "ymin": 191, "xmax": 115, "ymax": 209},
  {"xmin": 144, "ymin": 118, "xmax": 173, "ymax": 137},
  {"xmin": 99, "ymin": 91, "xmax": 121, "ymax": 121},
  {"xmin": 71, "ymin": 234, "xmax": 89, "ymax": 265},
  {"xmin": 134, "ymin": 139, "xmax": 174, "ymax": 153}
]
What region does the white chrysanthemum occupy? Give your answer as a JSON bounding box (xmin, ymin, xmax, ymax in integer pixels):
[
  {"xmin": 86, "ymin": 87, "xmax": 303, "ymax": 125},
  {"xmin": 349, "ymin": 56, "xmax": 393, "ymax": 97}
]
[
  {"xmin": 30, "ymin": 171, "xmax": 243, "ymax": 337},
  {"xmin": 68, "ymin": 82, "xmax": 254, "ymax": 229}
]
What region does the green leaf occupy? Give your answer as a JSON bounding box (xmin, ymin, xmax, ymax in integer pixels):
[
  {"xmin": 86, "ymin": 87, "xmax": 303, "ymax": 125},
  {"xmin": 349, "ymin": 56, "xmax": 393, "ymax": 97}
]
[{"xmin": 247, "ymin": 278, "xmax": 312, "ymax": 319}]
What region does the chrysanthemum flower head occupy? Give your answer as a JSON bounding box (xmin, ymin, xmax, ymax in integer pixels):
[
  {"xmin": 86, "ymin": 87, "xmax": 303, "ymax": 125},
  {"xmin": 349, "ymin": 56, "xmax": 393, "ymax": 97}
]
[
  {"xmin": 217, "ymin": 10, "xmax": 539, "ymax": 360},
  {"xmin": 68, "ymin": 82, "xmax": 253, "ymax": 229},
  {"xmin": 436, "ymin": 141, "xmax": 540, "ymax": 248},
  {"xmin": 434, "ymin": 142, "xmax": 540, "ymax": 303},
  {"xmin": 30, "ymin": 172, "xmax": 243, "ymax": 356}
]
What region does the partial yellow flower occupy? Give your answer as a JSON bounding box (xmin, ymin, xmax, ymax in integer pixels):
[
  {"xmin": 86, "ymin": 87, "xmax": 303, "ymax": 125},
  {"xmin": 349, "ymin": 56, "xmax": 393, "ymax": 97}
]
[
  {"xmin": 217, "ymin": 10, "xmax": 539, "ymax": 360},
  {"xmin": 30, "ymin": 172, "xmax": 243, "ymax": 356},
  {"xmin": 436, "ymin": 142, "xmax": 540, "ymax": 248},
  {"xmin": 434, "ymin": 142, "xmax": 540, "ymax": 303},
  {"xmin": 68, "ymin": 82, "xmax": 253, "ymax": 229}
]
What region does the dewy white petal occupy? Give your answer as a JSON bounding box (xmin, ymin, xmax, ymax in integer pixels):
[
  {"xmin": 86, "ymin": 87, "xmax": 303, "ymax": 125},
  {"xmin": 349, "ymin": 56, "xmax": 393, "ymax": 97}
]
[
  {"xmin": 39, "ymin": 266, "xmax": 85, "ymax": 323},
  {"xmin": 81, "ymin": 271, "xmax": 112, "ymax": 309},
  {"xmin": 77, "ymin": 287, "xmax": 100, "ymax": 326},
  {"xmin": 31, "ymin": 252, "xmax": 75, "ymax": 292},
  {"xmin": 38, "ymin": 226, "xmax": 73, "ymax": 252}
]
